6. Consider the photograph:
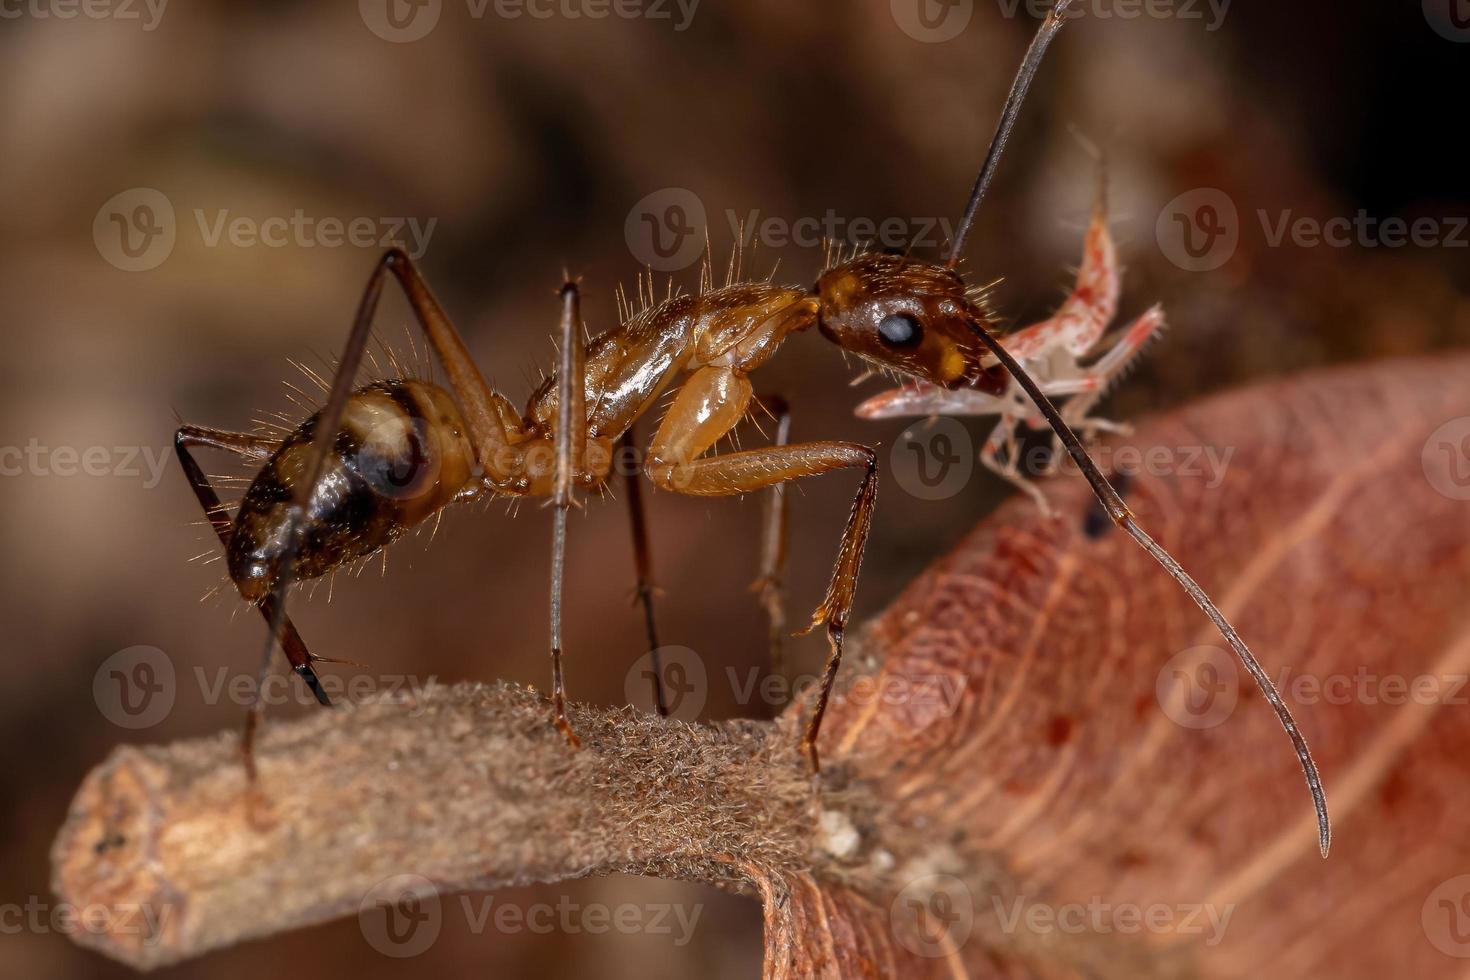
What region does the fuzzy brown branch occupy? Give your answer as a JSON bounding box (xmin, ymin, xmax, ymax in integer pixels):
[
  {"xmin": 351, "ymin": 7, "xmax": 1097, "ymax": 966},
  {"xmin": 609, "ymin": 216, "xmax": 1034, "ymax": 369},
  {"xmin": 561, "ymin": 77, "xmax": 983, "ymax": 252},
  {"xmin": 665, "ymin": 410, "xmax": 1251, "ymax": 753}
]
[{"xmin": 51, "ymin": 683, "xmax": 818, "ymax": 971}]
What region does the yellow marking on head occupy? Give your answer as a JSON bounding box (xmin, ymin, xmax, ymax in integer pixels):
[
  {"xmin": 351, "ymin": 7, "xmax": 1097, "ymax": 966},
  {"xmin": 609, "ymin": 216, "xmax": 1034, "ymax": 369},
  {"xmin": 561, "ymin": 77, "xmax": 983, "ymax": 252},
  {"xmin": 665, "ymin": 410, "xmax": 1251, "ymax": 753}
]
[
  {"xmin": 825, "ymin": 273, "xmax": 860, "ymax": 304},
  {"xmin": 939, "ymin": 343, "xmax": 966, "ymax": 383}
]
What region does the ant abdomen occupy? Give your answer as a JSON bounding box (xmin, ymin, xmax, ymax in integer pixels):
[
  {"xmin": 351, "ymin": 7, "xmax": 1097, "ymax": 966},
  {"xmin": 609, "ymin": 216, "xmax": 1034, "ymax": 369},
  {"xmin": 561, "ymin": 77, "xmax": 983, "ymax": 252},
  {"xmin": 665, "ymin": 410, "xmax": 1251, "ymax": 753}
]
[{"xmin": 227, "ymin": 379, "xmax": 477, "ymax": 601}]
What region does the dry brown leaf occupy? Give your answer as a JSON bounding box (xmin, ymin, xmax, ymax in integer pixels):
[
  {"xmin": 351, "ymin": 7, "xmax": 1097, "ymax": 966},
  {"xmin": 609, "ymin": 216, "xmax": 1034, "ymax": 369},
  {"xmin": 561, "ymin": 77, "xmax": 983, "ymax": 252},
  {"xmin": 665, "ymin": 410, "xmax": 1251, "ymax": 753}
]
[{"xmin": 808, "ymin": 352, "xmax": 1470, "ymax": 977}]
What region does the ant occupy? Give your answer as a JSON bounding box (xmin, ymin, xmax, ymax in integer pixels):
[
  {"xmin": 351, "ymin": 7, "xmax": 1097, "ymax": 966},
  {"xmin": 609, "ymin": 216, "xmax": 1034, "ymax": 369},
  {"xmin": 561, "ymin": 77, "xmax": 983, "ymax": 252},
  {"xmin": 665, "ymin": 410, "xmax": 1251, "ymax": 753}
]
[{"xmin": 174, "ymin": 0, "xmax": 1329, "ymax": 856}]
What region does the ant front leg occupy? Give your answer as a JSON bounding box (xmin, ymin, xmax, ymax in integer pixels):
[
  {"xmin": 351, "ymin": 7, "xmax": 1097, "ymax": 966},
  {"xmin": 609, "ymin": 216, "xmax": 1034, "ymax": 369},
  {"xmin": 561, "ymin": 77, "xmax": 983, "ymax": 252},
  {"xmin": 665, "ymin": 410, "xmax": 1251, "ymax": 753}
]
[
  {"xmin": 548, "ymin": 282, "xmax": 587, "ymax": 748},
  {"xmin": 645, "ymin": 367, "xmax": 878, "ymax": 771}
]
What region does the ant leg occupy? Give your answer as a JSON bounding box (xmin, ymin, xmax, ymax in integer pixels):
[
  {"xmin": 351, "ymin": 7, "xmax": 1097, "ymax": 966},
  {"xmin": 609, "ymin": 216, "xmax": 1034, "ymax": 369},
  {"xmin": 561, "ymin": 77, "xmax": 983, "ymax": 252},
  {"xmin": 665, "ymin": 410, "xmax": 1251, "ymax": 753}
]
[
  {"xmin": 645, "ymin": 367, "xmax": 878, "ymax": 770},
  {"xmin": 619, "ymin": 427, "xmax": 667, "ymax": 717},
  {"xmin": 173, "ymin": 425, "xmax": 331, "ymax": 779},
  {"xmin": 750, "ymin": 397, "xmax": 792, "ymax": 698},
  {"xmin": 548, "ymin": 281, "xmax": 586, "ymax": 748},
  {"xmin": 249, "ymin": 249, "xmax": 524, "ymax": 766}
]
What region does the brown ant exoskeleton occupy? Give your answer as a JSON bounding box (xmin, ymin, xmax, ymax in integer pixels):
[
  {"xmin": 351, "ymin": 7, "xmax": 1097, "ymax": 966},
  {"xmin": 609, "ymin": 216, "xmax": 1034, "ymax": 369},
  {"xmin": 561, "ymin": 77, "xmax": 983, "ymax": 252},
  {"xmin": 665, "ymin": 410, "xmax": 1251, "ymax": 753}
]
[{"xmin": 176, "ymin": 0, "xmax": 1328, "ymax": 855}]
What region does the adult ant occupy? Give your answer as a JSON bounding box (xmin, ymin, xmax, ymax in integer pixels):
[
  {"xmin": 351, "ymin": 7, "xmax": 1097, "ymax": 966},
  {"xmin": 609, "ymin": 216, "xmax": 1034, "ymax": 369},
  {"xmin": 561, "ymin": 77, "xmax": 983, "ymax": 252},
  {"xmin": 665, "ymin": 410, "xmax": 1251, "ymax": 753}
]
[{"xmin": 174, "ymin": 0, "xmax": 1329, "ymax": 856}]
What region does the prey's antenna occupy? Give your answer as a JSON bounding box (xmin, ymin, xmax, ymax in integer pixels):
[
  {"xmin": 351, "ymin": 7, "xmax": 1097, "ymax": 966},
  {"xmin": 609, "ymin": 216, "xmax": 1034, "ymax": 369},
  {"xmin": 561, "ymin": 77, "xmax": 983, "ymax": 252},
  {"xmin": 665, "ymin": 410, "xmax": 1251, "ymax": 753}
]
[{"xmin": 946, "ymin": 0, "xmax": 1078, "ymax": 269}]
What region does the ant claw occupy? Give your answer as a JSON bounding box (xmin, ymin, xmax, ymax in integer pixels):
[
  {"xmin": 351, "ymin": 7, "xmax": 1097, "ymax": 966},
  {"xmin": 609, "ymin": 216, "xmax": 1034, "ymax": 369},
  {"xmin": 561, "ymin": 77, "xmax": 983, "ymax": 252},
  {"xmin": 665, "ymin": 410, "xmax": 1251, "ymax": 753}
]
[{"xmin": 554, "ymin": 716, "xmax": 583, "ymax": 750}]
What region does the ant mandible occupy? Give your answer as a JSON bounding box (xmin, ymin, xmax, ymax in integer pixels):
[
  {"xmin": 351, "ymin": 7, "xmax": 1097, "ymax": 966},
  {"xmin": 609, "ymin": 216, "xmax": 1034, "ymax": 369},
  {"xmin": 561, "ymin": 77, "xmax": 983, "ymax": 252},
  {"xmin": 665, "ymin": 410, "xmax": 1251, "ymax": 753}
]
[{"xmin": 174, "ymin": 0, "xmax": 1329, "ymax": 857}]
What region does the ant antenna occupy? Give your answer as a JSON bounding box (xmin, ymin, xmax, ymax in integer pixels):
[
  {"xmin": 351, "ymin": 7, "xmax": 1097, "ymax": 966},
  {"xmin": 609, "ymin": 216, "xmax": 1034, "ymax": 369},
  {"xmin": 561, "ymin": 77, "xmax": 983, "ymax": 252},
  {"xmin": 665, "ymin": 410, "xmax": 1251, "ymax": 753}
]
[
  {"xmin": 947, "ymin": 0, "xmax": 1078, "ymax": 269},
  {"xmin": 966, "ymin": 322, "xmax": 1331, "ymax": 857},
  {"xmin": 947, "ymin": 1, "xmax": 1330, "ymax": 857}
]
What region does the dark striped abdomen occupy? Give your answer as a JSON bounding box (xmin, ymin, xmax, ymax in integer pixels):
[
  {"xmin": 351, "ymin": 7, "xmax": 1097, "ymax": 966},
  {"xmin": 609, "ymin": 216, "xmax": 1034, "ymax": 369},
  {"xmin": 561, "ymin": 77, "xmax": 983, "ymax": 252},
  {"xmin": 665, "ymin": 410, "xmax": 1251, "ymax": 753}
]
[{"xmin": 228, "ymin": 380, "xmax": 477, "ymax": 601}]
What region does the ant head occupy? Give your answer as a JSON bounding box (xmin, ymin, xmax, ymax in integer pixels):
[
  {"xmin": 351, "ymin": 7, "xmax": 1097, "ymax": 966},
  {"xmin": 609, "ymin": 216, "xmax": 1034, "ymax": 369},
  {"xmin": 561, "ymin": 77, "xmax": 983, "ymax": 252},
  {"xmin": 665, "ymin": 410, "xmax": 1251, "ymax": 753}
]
[{"xmin": 815, "ymin": 254, "xmax": 988, "ymax": 390}]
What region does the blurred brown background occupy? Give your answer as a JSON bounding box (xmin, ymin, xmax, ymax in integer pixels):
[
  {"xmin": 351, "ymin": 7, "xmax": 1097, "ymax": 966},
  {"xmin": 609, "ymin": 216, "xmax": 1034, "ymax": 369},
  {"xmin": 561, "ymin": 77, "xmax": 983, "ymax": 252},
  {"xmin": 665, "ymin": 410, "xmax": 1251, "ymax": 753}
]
[{"xmin": 1, "ymin": 1, "xmax": 1467, "ymax": 977}]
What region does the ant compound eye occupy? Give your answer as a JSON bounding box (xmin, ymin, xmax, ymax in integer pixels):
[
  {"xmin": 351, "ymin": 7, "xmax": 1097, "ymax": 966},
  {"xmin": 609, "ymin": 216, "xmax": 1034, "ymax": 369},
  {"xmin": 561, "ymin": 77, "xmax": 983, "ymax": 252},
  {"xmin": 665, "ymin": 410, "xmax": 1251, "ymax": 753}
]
[{"xmin": 877, "ymin": 312, "xmax": 923, "ymax": 348}]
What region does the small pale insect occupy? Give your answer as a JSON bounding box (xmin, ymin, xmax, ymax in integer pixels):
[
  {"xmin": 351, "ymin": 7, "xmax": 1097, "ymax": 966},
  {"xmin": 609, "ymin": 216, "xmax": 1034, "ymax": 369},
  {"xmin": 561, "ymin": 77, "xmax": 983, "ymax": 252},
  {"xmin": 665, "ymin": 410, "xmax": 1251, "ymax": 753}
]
[{"xmin": 856, "ymin": 164, "xmax": 1166, "ymax": 515}]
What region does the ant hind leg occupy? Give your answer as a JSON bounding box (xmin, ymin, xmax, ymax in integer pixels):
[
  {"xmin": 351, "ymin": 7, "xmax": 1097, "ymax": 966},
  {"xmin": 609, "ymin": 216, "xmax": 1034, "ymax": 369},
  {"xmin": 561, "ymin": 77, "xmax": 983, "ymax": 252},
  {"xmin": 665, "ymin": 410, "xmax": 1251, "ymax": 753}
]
[
  {"xmin": 620, "ymin": 426, "xmax": 668, "ymax": 717},
  {"xmin": 173, "ymin": 425, "xmax": 333, "ymax": 779}
]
